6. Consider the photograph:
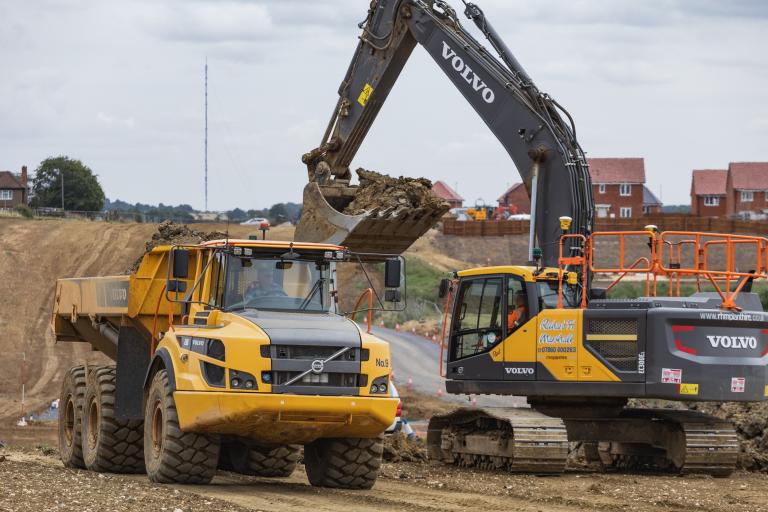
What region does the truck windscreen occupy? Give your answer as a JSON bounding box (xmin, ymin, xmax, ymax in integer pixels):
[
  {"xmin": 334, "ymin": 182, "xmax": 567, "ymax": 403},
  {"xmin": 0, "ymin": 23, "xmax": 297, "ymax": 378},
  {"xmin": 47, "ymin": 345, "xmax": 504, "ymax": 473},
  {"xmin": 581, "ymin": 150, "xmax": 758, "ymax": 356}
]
[{"xmin": 219, "ymin": 256, "xmax": 332, "ymax": 312}]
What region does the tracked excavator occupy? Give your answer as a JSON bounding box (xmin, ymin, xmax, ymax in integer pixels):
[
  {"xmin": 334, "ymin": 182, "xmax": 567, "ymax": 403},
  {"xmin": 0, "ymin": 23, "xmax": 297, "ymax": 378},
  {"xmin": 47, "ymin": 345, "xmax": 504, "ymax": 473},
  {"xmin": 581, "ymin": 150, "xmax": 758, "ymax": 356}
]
[{"xmin": 296, "ymin": 0, "xmax": 768, "ymax": 477}]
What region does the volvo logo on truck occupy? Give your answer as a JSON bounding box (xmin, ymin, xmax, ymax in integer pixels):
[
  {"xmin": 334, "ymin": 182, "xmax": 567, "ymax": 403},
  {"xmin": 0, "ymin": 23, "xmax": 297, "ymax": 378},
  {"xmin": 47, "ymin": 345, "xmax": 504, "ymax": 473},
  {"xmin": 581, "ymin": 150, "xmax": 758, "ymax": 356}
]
[
  {"xmin": 707, "ymin": 335, "xmax": 758, "ymax": 350},
  {"xmin": 441, "ymin": 41, "xmax": 495, "ymax": 104}
]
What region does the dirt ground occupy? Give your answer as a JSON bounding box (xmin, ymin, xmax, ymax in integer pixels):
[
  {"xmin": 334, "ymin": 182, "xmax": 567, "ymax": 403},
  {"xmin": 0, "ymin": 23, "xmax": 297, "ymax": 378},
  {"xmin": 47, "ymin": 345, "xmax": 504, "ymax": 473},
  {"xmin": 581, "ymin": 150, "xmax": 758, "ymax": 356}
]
[
  {"xmin": 2, "ymin": 447, "xmax": 768, "ymax": 512},
  {"xmin": 0, "ymin": 218, "xmax": 293, "ymax": 427}
]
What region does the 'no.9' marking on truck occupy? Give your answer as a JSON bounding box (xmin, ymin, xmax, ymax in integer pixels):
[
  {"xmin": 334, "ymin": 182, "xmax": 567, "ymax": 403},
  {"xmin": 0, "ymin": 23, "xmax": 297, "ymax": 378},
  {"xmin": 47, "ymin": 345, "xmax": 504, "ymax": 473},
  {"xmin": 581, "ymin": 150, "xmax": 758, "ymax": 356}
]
[{"xmin": 376, "ymin": 358, "xmax": 390, "ymax": 368}]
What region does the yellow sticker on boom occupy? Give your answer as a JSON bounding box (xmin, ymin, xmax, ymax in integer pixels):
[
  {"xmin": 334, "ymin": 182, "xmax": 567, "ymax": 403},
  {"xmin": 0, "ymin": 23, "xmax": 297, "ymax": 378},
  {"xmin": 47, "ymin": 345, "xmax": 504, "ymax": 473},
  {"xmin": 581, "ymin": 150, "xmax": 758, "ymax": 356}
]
[
  {"xmin": 358, "ymin": 83, "xmax": 374, "ymax": 107},
  {"xmin": 679, "ymin": 383, "xmax": 699, "ymax": 395},
  {"xmin": 764, "ymin": 384, "xmax": 768, "ymax": 397}
]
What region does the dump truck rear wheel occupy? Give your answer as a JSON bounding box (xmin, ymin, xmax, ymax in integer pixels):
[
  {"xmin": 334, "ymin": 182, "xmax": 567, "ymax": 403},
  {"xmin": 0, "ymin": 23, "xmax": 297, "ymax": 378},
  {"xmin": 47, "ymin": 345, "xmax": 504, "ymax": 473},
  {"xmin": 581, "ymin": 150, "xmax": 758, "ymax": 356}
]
[
  {"xmin": 59, "ymin": 366, "xmax": 86, "ymax": 468},
  {"xmin": 81, "ymin": 366, "xmax": 145, "ymax": 473},
  {"xmin": 221, "ymin": 441, "xmax": 300, "ymax": 477},
  {"xmin": 144, "ymin": 369, "xmax": 219, "ymax": 484},
  {"xmin": 304, "ymin": 437, "xmax": 383, "ymax": 489}
]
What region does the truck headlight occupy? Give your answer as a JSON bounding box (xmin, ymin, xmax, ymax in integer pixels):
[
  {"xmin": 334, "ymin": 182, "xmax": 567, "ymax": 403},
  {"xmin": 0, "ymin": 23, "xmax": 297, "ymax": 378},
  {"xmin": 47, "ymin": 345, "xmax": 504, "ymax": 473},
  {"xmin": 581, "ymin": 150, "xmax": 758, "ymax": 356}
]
[{"xmin": 369, "ymin": 375, "xmax": 389, "ymax": 394}]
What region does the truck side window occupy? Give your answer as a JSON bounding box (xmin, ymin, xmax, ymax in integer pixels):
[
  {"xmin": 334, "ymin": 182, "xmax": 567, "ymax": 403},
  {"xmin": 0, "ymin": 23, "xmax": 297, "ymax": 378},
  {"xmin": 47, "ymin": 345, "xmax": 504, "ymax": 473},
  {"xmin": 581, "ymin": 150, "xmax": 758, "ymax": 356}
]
[
  {"xmin": 209, "ymin": 253, "xmax": 227, "ymax": 307},
  {"xmin": 507, "ymin": 277, "xmax": 528, "ymax": 335},
  {"xmin": 451, "ymin": 277, "xmax": 503, "ymax": 360}
]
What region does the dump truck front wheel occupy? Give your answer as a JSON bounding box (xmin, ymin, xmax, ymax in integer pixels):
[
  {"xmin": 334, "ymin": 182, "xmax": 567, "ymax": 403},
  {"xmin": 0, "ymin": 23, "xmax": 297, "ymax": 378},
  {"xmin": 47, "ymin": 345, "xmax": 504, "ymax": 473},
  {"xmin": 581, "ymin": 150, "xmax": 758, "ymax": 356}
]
[
  {"xmin": 144, "ymin": 369, "xmax": 220, "ymax": 484},
  {"xmin": 304, "ymin": 437, "xmax": 383, "ymax": 489},
  {"xmin": 59, "ymin": 366, "xmax": 86, "ymax": 468},
  {"xmin": 81, "ymin": 366, "xmax": 145, "ymax": 473},
  {"xmin": 221, "ymin": 441, "xmax": 300, "ymax": 477}
]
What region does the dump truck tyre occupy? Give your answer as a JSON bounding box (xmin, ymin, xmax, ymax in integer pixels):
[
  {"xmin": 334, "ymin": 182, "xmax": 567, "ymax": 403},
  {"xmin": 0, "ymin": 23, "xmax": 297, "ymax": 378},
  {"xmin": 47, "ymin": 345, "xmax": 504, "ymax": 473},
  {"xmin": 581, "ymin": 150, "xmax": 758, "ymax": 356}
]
[
  {"xmin": 59, "ymin": 366, "xmax": 86, "ymax": 468},
  {"xmin": 81, "ymin": 366, "xmax": 145, "ymax": 473},
  {"xmin": 222, "ymin": 441, "xmax": 300, "ymax": 477},
  {"xmin": 304, "ymin": 437, "xmax": 383, "ymax": 489},
  {"xmin": 144, "ymin": 369, "xmax": 219, "ymax": 484}
]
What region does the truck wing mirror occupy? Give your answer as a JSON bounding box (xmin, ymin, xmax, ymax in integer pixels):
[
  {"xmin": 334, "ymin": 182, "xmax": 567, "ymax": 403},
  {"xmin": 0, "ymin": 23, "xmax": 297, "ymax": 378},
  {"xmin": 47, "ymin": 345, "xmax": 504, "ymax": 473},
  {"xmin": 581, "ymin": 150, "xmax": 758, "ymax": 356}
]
[
  {"xmin": 438, "ymin": 278, "xmax": 450, "ymax": 299},
  {"xmin": 384, "ymin": 258, "xmax": 401, "ymax": 289},
  {"xmin": 172, "ymin": 249, "xmax": 190, "ymax": 279}
]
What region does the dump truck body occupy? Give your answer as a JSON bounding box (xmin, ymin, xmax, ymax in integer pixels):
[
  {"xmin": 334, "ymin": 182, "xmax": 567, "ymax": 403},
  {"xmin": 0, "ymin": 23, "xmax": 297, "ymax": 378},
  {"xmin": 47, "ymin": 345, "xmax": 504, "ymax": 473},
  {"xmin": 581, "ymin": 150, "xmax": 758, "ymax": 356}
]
[{"xmin": 53, "ymin": 239, "xmax": 399, "ymax": 488}]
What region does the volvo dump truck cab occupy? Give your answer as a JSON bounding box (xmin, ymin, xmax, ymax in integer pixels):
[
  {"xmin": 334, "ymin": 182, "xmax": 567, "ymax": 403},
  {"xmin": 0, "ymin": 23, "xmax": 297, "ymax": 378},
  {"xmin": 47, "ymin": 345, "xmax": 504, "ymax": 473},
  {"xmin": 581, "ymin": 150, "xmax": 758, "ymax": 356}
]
[{"xmin": 53, "ymin": 239, "xmax": 401, "ymax": 489}]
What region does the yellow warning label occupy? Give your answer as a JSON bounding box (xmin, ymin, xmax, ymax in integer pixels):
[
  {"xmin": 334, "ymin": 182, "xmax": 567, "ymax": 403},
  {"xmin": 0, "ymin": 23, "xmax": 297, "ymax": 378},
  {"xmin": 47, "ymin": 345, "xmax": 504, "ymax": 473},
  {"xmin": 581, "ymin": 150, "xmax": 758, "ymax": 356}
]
[
  {"xmin": 358, "ymin": 83, "xmax": 374, "ymax": 107},
  {"xmin": 764, "ymin": 384, "xmax": 768, "ymax": 397},
  {"xmin": 679, "ymin": 383, "xmax": 699, "ymax": 395}
]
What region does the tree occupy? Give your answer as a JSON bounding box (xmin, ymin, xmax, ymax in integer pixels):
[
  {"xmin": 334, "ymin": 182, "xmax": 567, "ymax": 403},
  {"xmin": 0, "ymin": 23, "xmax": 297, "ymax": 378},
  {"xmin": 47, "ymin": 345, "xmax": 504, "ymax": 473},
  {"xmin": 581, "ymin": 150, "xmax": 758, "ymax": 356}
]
[{"xmin": 30, "ymin": 156, "xmax": 105, "ymax": 211}]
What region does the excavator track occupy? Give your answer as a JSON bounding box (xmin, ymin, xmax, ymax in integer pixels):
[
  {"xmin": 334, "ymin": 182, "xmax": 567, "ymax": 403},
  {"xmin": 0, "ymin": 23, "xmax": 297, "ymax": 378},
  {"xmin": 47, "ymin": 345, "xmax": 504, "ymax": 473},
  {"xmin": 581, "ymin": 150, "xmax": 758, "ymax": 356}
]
[
  {"xmin": 427, "ymin": 408, "xmax": 568, "ymax": 474},
  {"xmin": 569, "ymin": 409, "xmax": 739, "ymax": 478}
]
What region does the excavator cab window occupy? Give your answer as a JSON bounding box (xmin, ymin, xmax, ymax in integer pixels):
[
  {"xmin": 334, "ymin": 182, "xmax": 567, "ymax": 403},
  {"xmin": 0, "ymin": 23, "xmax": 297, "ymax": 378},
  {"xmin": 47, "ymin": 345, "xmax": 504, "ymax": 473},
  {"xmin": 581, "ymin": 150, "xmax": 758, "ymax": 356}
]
[
  {"xmin": 506, "ymin": 277, "xmax": 528, "ymax": 335},
  {"xmin": 451, "ymin": 277, "xmax": 503, "ymax": 360},
  {"xmin": 536, "ymin": 280, "xmax": 578, "ymax": 309}
]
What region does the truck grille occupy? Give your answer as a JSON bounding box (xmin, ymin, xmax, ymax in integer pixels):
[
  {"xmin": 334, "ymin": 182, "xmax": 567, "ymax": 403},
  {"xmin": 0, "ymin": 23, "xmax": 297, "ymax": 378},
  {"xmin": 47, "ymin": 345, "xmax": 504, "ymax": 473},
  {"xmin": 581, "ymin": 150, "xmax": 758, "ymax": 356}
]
[
  {"xmin": 262, "ymin": 344, "xmax": 365, "ymax": 395},
  {"xmin": 272, "ymin": 371, "xmax": 362, "ymax": 387}
]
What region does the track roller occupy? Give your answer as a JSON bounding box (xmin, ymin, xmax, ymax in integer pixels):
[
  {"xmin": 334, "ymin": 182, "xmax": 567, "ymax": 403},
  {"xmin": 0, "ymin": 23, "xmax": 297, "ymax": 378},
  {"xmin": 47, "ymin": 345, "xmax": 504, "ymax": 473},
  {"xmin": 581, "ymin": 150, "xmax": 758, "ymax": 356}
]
[{"xmin": 427, "ymin": 408, "xmax": 568, "ymax": 474}]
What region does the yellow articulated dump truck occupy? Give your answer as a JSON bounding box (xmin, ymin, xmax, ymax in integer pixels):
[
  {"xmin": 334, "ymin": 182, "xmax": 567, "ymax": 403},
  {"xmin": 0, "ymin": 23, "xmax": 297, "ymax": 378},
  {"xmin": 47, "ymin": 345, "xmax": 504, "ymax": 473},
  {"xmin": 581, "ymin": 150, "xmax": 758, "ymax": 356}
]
[{"xmin": 52, "ymin": 238, "xmax": 403, "ymax": 489}]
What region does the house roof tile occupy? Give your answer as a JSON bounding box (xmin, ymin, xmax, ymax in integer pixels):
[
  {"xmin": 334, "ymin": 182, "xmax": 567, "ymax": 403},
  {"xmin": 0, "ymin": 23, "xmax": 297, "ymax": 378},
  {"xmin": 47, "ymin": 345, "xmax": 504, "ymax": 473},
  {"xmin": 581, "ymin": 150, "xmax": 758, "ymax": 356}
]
[
  {"xmin": 432, "ymin": 180, "xmax": 463, "ymax": 202},
  {"xmin": 587, "ymin": 158, "xmax": 645, "ymax": 184},
  {"xmin": 0, "ymin": 171, "xmax": 24, "ymax": 189},
  {"xmin": 691, "ymin": 169, "xmax": 727, "ymax": 196},
  {"xmin": 643, "ymin": 185, "xmax": 662, "ymax": 206},
  {"xmin": 729, "ymin": 162, "xmax": 768, "ymax": 191}
]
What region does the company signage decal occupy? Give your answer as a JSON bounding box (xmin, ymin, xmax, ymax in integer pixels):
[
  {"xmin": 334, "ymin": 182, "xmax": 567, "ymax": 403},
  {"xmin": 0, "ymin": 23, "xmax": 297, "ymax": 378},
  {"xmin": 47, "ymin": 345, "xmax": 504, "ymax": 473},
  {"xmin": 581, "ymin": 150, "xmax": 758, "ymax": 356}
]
[
  {"xmin": 441, "ymin": 42, "xmax": 496, "ymax": 104},
  {"xmin": 707, "ymin": 335, "xmax": 758, "ymax": 350}
]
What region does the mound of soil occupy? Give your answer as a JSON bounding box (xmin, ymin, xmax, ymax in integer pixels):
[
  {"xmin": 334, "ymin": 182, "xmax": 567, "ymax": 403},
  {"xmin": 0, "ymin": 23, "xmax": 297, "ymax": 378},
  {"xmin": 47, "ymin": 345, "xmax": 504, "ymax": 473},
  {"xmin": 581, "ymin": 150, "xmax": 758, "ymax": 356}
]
[
  {"xmin": 343, "ymin": 169, "xmax": 448, "ymax": 215},
  {"xmin": 127, "ymin": 220, "xmax": 227, "ymax": 272},
  {"xmin": 689, "ymin": 402, "xmax": 768, "ymax": 471},
  {"xmin": 383, "ymin": 433, "xmax": 427, "ymax": 463}
]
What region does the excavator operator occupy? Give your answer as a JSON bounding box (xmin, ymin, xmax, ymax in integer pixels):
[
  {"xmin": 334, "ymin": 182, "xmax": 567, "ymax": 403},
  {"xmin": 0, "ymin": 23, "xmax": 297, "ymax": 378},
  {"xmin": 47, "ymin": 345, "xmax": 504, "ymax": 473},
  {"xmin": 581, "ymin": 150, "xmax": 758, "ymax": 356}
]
[{"xmin": 507, "ymin": 290, "xmax": 528, "ymax": 333}]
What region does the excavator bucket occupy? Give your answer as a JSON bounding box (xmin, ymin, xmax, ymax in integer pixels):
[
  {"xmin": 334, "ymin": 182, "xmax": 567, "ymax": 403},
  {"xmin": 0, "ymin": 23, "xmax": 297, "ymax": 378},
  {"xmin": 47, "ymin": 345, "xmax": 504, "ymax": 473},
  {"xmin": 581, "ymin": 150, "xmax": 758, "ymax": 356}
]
[{"xmin": 295, "ymin": 182, "xmax": 450, "ymax": 254}]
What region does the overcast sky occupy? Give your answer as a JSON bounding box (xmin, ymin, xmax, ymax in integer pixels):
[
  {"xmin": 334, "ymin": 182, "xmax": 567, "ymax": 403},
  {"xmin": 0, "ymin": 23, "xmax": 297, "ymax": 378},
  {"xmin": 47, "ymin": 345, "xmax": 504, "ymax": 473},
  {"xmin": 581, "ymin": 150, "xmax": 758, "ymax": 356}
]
[{"xmin": 1, "ymin": 0, "xmax": 767, "ymax": 211}]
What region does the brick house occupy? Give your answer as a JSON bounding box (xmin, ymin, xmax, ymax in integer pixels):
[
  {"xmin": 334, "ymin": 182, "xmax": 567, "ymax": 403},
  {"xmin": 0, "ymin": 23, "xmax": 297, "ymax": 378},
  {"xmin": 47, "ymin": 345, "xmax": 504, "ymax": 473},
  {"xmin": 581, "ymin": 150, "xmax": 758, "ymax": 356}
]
[
  {"xmin": 0, "ymin": 166, "xmax": 28, "ymax": 208},
  {"xmin": 725, "ymin": 162, "xmax": 768, "ymax": 217},
  {"xmin": 642, "ymin": 186, "xmax": 662, "ymax": 215},
  {"xmin": 497, "ymin": 182, "xmax": 531, "ymax": 214},
  {"xmin": 432, "ymin": 180, "xmax": 464, "ymax": 209},
  {"xmin": 690, "ymin": 169, "xmax": 727, "ymax": 217},
  {"xmin": 588, "ymin": 158, "xmax": 645, "ymax": 219}
]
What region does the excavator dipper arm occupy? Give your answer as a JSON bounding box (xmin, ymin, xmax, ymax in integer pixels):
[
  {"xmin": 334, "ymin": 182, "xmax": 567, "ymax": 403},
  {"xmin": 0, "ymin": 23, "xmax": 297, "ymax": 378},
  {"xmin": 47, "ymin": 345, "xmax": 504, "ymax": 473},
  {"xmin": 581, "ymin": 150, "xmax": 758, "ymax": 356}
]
[{"xmin": 298, "ymin": 0, "xmax": 593, "ymax": 265}]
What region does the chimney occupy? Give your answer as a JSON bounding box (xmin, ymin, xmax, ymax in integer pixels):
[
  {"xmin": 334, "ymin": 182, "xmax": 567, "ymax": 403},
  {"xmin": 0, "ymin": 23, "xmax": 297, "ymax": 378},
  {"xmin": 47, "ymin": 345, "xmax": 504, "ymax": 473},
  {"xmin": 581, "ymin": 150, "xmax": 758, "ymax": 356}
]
[{"xmin": 21, "ymin": 166, "xmax": 28, "ymax": 205}]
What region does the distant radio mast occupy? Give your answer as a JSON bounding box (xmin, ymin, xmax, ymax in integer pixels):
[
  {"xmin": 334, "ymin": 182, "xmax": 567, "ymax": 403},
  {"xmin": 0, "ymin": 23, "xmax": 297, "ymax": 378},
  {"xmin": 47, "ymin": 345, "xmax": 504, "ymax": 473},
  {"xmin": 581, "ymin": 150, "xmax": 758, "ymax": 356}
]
[{"xmin": 204, "ymin": 58, "xmax": 208, "ymax": 212}]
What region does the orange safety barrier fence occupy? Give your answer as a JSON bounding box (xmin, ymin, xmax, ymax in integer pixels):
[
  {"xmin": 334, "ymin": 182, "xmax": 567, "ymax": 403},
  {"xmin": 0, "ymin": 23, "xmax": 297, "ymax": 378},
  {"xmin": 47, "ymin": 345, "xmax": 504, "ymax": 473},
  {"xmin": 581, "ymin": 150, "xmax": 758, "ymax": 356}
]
[{"xmin": 559, "ymin": 230, "xmax": 768, "ymax": 311}]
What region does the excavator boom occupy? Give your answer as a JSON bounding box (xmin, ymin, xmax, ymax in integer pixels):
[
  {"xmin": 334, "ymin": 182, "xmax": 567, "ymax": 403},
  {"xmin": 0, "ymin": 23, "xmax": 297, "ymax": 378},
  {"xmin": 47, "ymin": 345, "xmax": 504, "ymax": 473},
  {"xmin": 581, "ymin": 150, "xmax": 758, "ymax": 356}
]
[{"xmin": 296, "ymin": 0, "xmax": 593, "ymax": 263}]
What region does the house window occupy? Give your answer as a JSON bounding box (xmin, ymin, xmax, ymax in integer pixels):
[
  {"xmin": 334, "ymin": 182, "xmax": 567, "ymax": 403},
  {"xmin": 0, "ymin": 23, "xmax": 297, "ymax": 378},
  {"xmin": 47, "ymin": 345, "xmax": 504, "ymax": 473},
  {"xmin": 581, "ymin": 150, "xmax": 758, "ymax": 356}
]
[
  {"xmin": 741, "ymin": 191, "xmax": 754, "ymax": 202},
  {"xmin": 703, "ymin": 196, "xmax": 720, "ymax": 207},
  {"xmin": 620, "ymin": 207, "xmax": 632, "ymax": 218},
  {"xmin": 0, "ymin": 190, "xmax": 12, "ymax": 201},
  {"xmin": 619, "ymin": 184, "xmax": 632, "ymax": 196},
  {"xmin": 598, "ymin": 184, "xmax": 606, "ymax": 194}
]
